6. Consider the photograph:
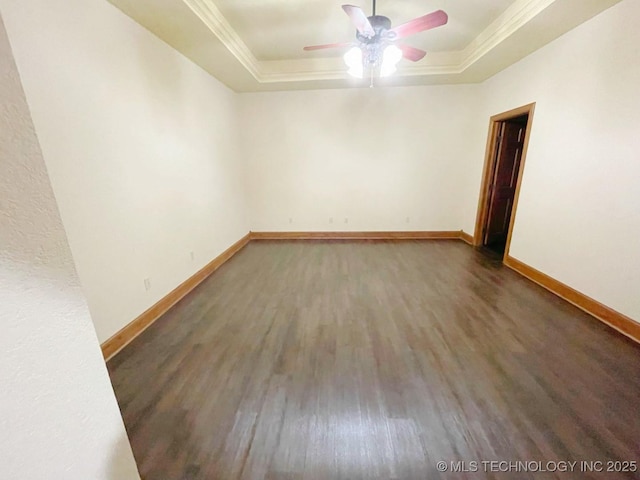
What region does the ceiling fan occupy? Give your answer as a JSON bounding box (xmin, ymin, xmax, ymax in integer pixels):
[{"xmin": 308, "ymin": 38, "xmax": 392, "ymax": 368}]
[{"xmin": 303, "ymin": 1, "xmax": 448, "ymax": 80}]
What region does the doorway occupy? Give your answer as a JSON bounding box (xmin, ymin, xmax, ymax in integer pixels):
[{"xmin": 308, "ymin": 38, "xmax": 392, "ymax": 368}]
[{"xmin": 474, "ymin": 103, "xmax": 535, "ymax": 259}]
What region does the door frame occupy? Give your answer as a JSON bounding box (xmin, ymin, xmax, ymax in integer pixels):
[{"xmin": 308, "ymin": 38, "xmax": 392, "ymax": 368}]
[{"xmin": 473, "ymin": 103, "xmax": 536, "ymax": 261}]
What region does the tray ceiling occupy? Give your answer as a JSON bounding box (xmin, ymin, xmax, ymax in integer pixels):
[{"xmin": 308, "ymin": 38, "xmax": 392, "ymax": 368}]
[
  {"xmin": 214, "ymin": 0, "xmax": 515, "ymax": 61},
  {"xmin": 108, "ymin": 0, "xmax": 622, "ymax": 92}
]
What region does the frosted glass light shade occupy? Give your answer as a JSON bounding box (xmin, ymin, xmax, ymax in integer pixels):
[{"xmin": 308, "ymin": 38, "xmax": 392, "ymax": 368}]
[
  {"xmin": 380, "ymin": 45, "xmax": 402, "ymax": 77},
  {"xmin": 343, "ymin": 47, "xmax": 363, "ymax": 78}
]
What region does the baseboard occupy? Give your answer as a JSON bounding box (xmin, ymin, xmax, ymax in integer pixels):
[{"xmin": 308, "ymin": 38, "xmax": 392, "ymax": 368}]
[
  {"xmin": 250, "ymin": 230, "xmax": 467, "ymax": 241},
  {"xmin": 504, "ymin": 255, "xmax": 640, "ymax": 344},
  {"xmin": 101, "ymin": 232, "xmax": 251, "ymax": 361},
  {"xmin": 459, "ymin": 231, "xmax": 474, "ymax": 245}
]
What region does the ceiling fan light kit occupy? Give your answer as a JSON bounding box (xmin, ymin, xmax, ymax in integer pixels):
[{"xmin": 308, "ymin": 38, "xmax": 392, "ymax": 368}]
[
  {"xmin": 304, "ymin": 1, "xmax": 448, "ymax": 82},
  {"xmin": 343, "ymin": 44, "xmax": 401, "ymax": 78}
]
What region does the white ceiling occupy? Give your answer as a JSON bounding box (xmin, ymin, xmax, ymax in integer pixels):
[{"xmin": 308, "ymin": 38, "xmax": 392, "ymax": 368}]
[{"xmin": 108, "ymin": 0, "xmax": 622, "ymax": 92}]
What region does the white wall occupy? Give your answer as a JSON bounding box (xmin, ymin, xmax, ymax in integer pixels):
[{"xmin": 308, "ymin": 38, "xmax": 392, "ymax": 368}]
[
  {"xmin": 0, "ymin": 0, "xmax": 249, "ymax": 342},
  {"xmin": 0, "ymin": 14, "xmax": 139, "ymax": 479},
  {"xmin": 460, "ymin": 0, "xmax": 640, "ymax": 321},
  {"xmin": 239, "ymin": 85, "xmax": 484, "ymax": 232}
]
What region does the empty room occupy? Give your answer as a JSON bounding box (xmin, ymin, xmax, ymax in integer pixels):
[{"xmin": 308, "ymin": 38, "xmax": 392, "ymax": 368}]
[{"xmin": 2, "ymin": 0, "xmax": 639, "ymax": 478}]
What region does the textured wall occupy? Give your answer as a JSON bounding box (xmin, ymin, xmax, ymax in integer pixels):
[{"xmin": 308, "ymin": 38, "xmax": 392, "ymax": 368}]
[{"xmin": 0, "ymin": 14, "xmax": 139, "ymax": 480}]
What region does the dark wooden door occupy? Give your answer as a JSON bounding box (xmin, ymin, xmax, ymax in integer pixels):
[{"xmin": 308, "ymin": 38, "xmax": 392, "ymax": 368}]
[{"xmin": 484, "ymin": 119, "xmax": 526, "ymax": 246}]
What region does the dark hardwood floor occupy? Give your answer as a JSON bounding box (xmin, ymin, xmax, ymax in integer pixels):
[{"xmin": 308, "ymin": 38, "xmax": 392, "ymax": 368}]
[{"xmin": 108, "ymin": 240, "xmax": 640, "ymax": 479}]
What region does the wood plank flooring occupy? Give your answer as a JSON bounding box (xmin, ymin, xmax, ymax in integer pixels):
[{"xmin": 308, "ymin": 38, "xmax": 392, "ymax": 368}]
[{"xmin": 108, "ymin": 241, "xmax": 640, "ymax": 479}]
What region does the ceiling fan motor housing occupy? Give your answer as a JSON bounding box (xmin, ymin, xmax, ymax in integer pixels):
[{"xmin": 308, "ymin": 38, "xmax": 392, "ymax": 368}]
[{"xmin": 356, "ymin": 15, "xmax": 396, "ymax": 43}]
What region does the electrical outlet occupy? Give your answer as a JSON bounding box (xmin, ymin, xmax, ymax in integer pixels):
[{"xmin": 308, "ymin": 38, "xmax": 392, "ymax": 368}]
[
  {"xmin": 190, "ymin": 251, "xmax": 195, "ymax": 261},
  {"xmin": 344, "ymin": 217, "xmax": 349, "ymax": 224},
  {"xmin": 329, "ymin": 217, "xmax": 333, "ymax": 224},
  {"xmin": 406, "ymin": 216, "xmax": 411, "ymax": 224},
  {"xmin": 289, "ymin": 217, "xmax": 293, "ymax": 224},
  {"xmin": 144, "ymin": 278, "xmax": 151, "ymax": 291}
]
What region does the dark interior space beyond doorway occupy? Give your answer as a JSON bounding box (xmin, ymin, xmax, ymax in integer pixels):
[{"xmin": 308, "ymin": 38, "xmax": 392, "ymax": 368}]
[{"xmin": 482, "ymin": 113, "xmax": 529, "ymax": 255}]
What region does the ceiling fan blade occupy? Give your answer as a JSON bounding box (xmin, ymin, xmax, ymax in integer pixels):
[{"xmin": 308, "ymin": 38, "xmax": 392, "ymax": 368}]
[
  {"xmin": 398, "ymin": 44, "xmax": 427, "ymax": 62},
  {"xmin": 342, "ymin": 5, "xmax": 376, "ymax": 38},
  {"xmin": 303, "ymin": 42, "xmax": 353, "ymax": 51},
  {"xmin": 390, "ymin": 10, "xmax": 448, "ymax": 39}
]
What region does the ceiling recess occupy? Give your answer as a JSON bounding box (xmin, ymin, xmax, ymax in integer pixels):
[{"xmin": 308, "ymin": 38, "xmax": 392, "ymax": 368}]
[{"xmin": 107, "ymin": 0, "xmax": 623, "ymax": 91}]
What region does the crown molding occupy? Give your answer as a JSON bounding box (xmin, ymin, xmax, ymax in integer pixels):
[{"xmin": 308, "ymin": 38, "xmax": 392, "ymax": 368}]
[
  {"xmin": 183, "ymin": 0, "xmax": 560, "ymax": 84},
  {"xmin": 458, "ymin": 0, "xmax": 556, "ymax": 70},
  {"xmin": 182, "ymin": 0, "xmax": 261, "ymax": 79},
  {"xmin": 258, "ymin": 51, "xmax": 463, "ymax": 83}
]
